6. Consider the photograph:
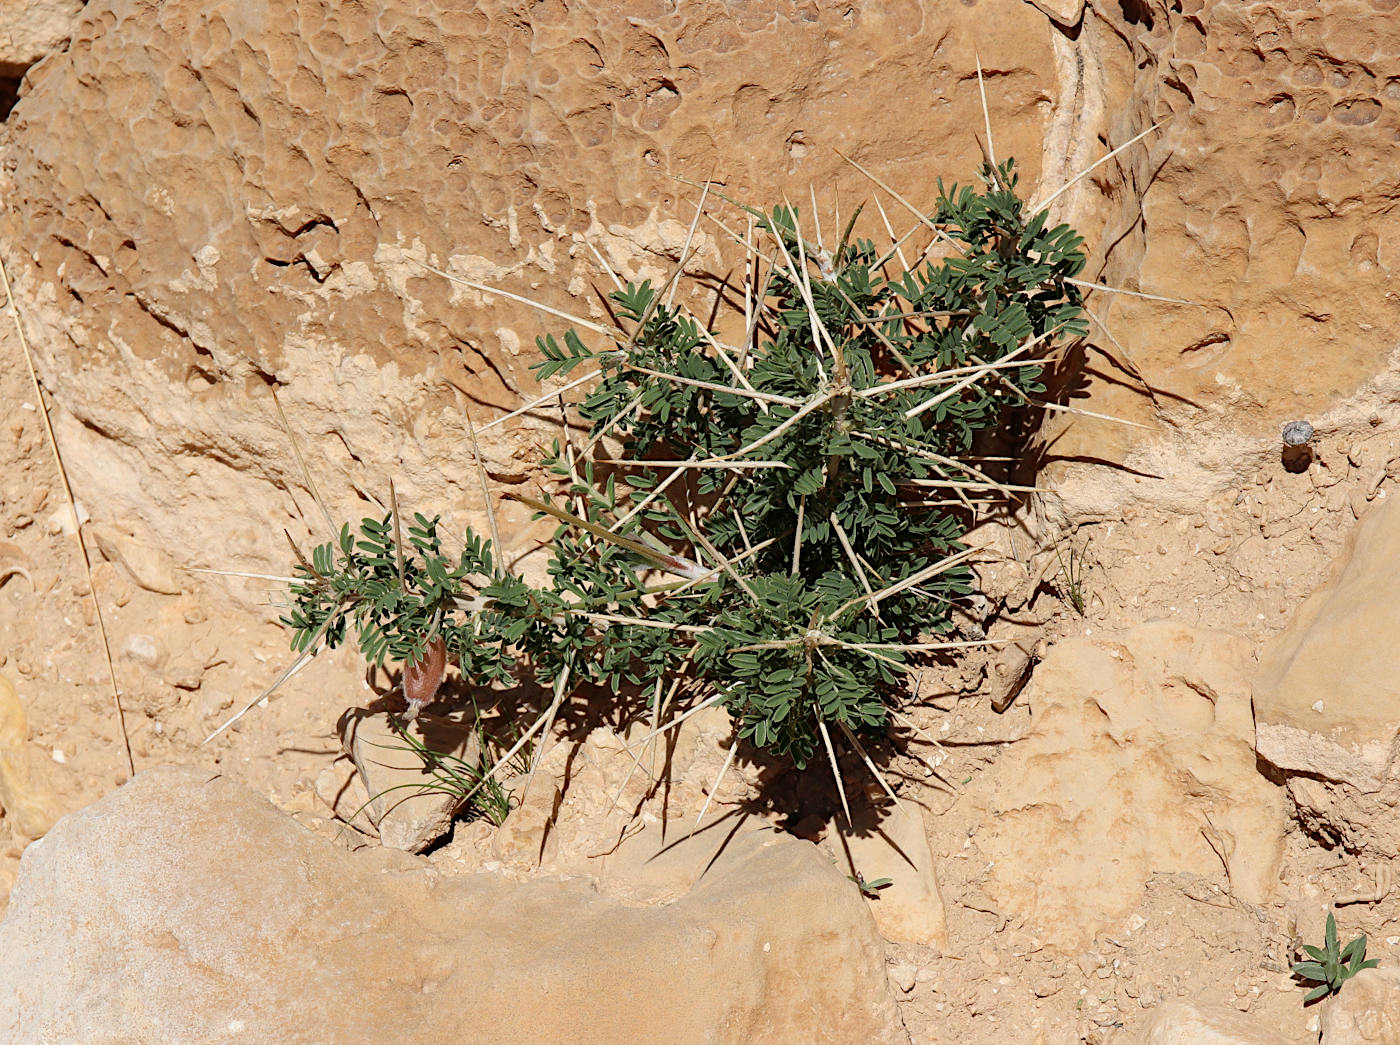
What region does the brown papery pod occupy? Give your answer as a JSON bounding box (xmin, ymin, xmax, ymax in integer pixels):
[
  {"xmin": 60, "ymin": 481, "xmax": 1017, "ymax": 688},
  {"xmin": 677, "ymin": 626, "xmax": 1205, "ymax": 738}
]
[{"xmin": 403, "ymin": 635, "xmax": 447, "ymax": 709}]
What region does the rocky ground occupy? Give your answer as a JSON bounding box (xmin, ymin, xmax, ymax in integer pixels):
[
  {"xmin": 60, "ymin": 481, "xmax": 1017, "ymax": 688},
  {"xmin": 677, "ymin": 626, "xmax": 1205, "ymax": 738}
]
[{"xmin": 7, "ymin": 288, "xmax": 1400, "ymax": 1044}]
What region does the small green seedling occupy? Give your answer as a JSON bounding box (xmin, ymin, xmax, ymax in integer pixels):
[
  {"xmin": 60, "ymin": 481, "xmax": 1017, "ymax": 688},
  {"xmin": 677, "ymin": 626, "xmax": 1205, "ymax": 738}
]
[
  {"xmin": 848, "ymin": 873, "xmax": 893, "ymax": 899},
  {"xmin": 1293, "ymin": 912, "xmax": 1378, "ymax": 1002}
]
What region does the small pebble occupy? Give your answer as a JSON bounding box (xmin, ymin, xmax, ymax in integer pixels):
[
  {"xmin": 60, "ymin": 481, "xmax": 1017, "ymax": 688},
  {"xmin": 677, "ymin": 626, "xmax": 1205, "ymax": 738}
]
[
  {"xmin": 120, "ymin": 634, "xmax": 161, "ymax": 669},
  {"xmin": 888, "ymin": 960, "xmax": 917, "ymax": 993}
]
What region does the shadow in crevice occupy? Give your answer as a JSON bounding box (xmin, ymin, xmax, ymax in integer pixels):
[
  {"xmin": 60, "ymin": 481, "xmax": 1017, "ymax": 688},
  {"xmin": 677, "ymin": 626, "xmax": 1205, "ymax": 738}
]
[{"xmin": 0, "ymin": 76, "xmax": 20, "ymax": 121}]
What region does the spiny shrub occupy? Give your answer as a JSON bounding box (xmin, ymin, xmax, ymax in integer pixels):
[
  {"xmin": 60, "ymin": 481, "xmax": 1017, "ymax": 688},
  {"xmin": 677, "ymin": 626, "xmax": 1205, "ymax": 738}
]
[{"xmin": 282, "ymin": 159, "xmax": 1087, "ymax": 787}]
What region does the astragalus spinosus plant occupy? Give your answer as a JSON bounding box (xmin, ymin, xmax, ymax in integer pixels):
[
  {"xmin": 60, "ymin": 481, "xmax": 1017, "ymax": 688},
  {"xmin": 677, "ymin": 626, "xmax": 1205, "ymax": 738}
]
[{"xmin": 280, "ymin": 159, "xmax": 1088, "ymax": 807}]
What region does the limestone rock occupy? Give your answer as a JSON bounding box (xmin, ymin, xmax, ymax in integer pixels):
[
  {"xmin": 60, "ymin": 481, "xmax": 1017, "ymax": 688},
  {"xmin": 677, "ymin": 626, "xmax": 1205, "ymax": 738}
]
[
  {"xmin": 596, "ymin": 819, "xmax": 799, "ymax": 905},
  {"xmin": 0, "ymin": 0, "xmax": 82, "ymax": 73},
  {"xmin": 1137, "ymin": 1000, "xmax": 1279, "ymax": 1045},
  {"xmin": 1026, "ymin": 0, "xmax": 1085, "ymax": 28},
  {"xmin": 488, "ymin": 770, "xmax": 562, "ymax": 872},
  {"xmin": 0, "ymin": 0, "xmax": 1057, "ymax": 587},
  {"xmin": 88, "ymin": 522, "xmax": 183, "ymax": 595},
  {"xmin": 1043, "ymin": 1, "xmax": 1400, "ymax": 518},
  {"xmin": 888, "ymin": 960, "xmax": 918, "ymax": 994},
  {"xmin": 341, "ymin": 709, "xmax": 480, "ymax": 852},
  {"xmin": 1321, "ymin": 968, "xmax": 1400, "ymax": 1045},
  {"xmin": 986, "ymin": 624, "xmax": 1039, "ymax": 713},
  {"xmin": 0, "ymin": 766, "xmax": 909, "ymax": 1045},
  {"xmin": 1255, "ymin": 496, "xmax": 1400, "ymax": 851},
  {"xmin": 482, "ymin": 711, "xmax": 758, "ymax": 877},
  {"xmin": 979, "ymin": 622, "xmax": 1285, "ymax": 950},
  {"xmin": 1256, "ymin": 495, "xmax": 1400, "ymax": 787},
  {"xmin": 432, "ymin": 709, "xmax": 769, "ymax": 885},
  {"xmin": 829, "ymin": 802, "xmax": 949, "ymax": 951},
  {"xmin": 0, "ymin": 672, "xmax": 63, "ymax": 839},
  {"xmin": 313, "ymin": 754, "xmax": 376, "ymax": 837}
]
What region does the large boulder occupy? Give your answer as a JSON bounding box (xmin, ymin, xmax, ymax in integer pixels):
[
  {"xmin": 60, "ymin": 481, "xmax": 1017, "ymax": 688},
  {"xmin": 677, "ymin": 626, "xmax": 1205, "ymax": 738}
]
[
  {"xmin": 1255, "ymin": 495, "xmax": 1400, "ymax": 851},
  {"xmin": 978, "ymin": 622, "xmax": 1286, "ymax": 950},
  {"xmin": 1321, "ymin": 967, "xmax": 1400, "ymax": 1045},
  {"xmin": 0, "ymin": 766, "xmax": 908, "ymax": 1044}
]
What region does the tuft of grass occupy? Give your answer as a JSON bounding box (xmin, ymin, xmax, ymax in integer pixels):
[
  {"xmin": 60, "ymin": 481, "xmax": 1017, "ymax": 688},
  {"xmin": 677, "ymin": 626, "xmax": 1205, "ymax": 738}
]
[
  {"xmin": 357, "ymin": 709, "xmax": 534, "ymax": 828},
  {"xmin": 1054, "ymin": 537, "xmax": 1090, "ymax": 616},
  {"xmin": 1293, "ymin": 912, "xmax": 1378, "ymax": 1003}
]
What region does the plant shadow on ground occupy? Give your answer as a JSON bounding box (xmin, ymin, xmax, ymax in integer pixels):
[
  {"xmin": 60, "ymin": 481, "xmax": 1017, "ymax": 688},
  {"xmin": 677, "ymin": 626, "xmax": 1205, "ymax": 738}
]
[{"xmin": 355, "ymin": 584, "xmax": 996, "ymax": 861}]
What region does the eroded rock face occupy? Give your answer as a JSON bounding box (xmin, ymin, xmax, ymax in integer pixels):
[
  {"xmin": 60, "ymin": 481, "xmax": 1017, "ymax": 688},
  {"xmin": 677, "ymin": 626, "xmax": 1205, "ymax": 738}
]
[
  {"xmin": 1093, "ymin": 1, "xmax": 1400, "ymax": 411},
  {"xmin": 0, "ymin": 0, "xmax": 1056, "ymax": 584},
  {"xmin": 0, "ymin": 766, "xmax": 909, "ymax": 1045},
  {"xmin": 3, "ymin": 0, "xmax": 1397, "ymax": 577},
  {"xmin": 978, "ymin": 622, "xmax": 1285, "ymax": 950},
  {"xmin": 1038, "ymin": 0, "xmax": 1400, "ymax": 517},
  {"xmin": 1255, "ymin": 495, "xmax": 1400, "ymax": 852}
]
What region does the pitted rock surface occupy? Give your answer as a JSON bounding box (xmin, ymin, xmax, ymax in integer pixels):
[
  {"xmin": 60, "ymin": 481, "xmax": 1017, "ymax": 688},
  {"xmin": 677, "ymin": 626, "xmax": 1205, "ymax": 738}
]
[
  {"xmin": 1039, "ymin": 1, "xmax": 1400, "ymax": 513},
  {"xmin": 0, "ymin": 0, "xmax": 1055, "ymax": 577}
]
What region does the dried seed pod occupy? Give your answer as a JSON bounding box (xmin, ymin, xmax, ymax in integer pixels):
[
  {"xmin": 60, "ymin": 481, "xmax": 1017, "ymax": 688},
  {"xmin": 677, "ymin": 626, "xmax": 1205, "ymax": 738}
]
[{"xmin": 403, "ymin": 635, "xmax": 447, "ymax": 713}]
